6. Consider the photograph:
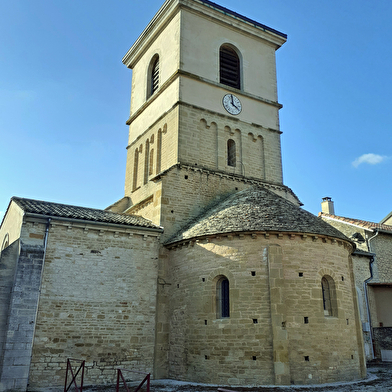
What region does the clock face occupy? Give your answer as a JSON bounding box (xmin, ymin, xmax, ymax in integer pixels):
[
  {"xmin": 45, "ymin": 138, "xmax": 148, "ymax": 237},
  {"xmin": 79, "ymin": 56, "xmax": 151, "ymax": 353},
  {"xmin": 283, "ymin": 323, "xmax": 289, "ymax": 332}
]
[{"xmin": 222, "ymin": 94, "xmax": 242, "ymax": 115}]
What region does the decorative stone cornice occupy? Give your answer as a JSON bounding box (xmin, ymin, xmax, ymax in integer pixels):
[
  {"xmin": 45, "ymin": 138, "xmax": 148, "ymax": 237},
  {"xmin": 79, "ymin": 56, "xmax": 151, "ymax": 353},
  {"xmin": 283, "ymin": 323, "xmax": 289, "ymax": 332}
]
[
  {"xmin": 165, "ymin": 230, "xmax": 352, "ymax": 250},
  {"xmin": 48, "ymin": 219, "xmax": 161, "ymax": 239}
]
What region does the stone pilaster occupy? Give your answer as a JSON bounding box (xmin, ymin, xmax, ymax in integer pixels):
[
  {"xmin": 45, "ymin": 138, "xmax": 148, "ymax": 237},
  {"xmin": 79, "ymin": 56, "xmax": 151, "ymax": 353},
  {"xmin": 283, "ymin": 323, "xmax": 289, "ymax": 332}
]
[
  {"xmin": 267, "ymin": 244, "xmax": 290, "ymax": 385},
  {"xmin": 0, "ymin": 244, "xmax": 45, "ymax": 392}
]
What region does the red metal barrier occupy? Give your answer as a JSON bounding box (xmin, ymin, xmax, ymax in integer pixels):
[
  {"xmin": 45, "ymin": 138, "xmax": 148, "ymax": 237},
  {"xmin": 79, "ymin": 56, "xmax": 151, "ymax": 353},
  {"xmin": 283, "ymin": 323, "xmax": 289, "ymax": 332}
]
[
  {"xmin": 64, "ymin": 358, "xmax": 85, "ymax": 392},
  {"xmin": 116, "ymin": 369, "xmax": 150, "ymax": 392}
]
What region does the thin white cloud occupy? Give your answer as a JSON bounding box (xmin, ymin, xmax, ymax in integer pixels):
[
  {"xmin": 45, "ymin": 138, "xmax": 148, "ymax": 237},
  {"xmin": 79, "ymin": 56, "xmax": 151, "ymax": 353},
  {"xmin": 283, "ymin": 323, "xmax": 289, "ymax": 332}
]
[{"xmin": 352, "ymin": 153, "xmax": 388, "ymax": 168}]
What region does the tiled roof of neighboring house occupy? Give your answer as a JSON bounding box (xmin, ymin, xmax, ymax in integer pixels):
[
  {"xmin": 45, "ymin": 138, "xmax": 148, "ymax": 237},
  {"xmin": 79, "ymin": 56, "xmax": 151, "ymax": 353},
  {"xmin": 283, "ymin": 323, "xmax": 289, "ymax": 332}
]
[
  {"xmin": 166, "ymin": 186, "xmax": 350, "ymax": 245},
  {"xmin": 11, "ymin": 197, "xmax": 162, "ymax": 230},
  {"xmin": 319, "ymin": 212, "xmax": 392, "ymax": 233}
]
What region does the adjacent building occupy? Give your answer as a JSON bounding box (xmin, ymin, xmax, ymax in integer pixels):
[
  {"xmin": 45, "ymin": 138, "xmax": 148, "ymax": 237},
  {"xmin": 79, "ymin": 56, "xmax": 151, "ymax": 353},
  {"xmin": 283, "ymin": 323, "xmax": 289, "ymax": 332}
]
[{"xmin": 320, "ymin": 197, "xmax": 392, "ymax": 363}]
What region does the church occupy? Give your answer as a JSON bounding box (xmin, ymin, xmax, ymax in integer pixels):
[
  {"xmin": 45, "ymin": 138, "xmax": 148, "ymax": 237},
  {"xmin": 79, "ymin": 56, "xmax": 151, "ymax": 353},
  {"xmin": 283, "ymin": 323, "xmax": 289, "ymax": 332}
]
[{"xmin": 0, "ymin": 0, "xmax": 366, "ymax": 390}]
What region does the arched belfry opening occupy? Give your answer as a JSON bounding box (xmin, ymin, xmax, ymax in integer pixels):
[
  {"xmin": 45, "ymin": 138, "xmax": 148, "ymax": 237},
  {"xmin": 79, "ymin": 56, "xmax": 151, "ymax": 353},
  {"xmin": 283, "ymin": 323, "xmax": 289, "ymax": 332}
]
[
  {"xmin": 148, "ymin": 54, "xmax": 160, "ymax": 98},
  {"xmin": 220, "ymin": 44, "xmax": 241, "ymax": 89}
]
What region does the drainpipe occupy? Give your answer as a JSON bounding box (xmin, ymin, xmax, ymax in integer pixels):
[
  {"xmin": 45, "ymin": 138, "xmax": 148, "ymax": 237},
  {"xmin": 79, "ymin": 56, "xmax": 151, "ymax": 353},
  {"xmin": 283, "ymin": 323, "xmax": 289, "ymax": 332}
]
[
  {"xmin": 364, "ymin": 229, "xmax": 379, "ymax": 360},
  {"xmin": 42, "ymin": 218, "xmax": 51, "ymax": 257}
]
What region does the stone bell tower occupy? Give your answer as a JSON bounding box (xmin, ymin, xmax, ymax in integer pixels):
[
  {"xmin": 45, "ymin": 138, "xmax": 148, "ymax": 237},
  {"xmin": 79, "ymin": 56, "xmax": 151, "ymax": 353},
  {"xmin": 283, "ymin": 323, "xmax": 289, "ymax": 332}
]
[{"xmin": 118, "ymin": 0, "xmax": 297, "ymax": 239}]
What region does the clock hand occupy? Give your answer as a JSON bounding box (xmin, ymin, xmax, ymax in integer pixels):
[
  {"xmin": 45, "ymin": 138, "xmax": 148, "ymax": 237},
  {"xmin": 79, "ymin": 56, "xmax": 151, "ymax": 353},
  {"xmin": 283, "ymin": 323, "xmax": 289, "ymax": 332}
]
[{"xmin": 230, "ymin": 95, "xmax": 239, "ymax": 110}]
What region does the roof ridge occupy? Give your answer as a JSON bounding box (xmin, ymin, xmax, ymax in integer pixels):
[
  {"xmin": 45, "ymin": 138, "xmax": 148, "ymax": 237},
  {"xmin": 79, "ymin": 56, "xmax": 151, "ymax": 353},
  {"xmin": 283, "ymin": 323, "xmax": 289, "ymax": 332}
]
[
  {"xmin": 11, "ymin": 196, "xmax": 128, "ymax": 217},
  {"xmin": 9, "ymin": 196, "xmax": 162, "ymax": 230},
  {"xmin": 319, "ymin": 212, "xmax": 392, "ymax": 232}
]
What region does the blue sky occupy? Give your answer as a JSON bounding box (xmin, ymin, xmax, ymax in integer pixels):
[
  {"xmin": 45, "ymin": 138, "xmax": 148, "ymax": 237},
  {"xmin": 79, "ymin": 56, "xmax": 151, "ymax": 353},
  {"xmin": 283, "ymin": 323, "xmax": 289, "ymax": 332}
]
[{"xmin": 1, "ymin": 0, "xmax": 391, "ymax": 223}]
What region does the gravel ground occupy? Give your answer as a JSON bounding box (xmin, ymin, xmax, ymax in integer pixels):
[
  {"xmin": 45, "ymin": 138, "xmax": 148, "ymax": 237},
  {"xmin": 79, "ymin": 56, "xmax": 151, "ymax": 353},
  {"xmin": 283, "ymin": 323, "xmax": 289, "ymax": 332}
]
[{"xmin": 53, "ymin": 363, "xmax": 392, "ymax": 392}]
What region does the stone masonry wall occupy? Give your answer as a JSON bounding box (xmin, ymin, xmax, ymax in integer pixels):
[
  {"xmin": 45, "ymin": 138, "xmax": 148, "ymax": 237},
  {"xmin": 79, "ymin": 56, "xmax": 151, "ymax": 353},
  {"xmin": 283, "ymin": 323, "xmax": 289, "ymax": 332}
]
[
  {"xmin": 371, "ymin": 232, "xmax": 392, "ymax": 283},
  {"xmin": 0, "ymin": 243, "xmax": 45, "ymax": 392},
  {"xmin": 177, "ymin": 104, "xmax": 283, "ymax": 184},
  {"xmin": 165, "ymin": 233, "xmax": 365, "ymax": 385},
  {"xmin": 0, "ymin": 240, "xmax": 20, "ymax": 376},
  {"xmin": 27, "ymin": 221, "xmax": 161, "ymax": 388}
]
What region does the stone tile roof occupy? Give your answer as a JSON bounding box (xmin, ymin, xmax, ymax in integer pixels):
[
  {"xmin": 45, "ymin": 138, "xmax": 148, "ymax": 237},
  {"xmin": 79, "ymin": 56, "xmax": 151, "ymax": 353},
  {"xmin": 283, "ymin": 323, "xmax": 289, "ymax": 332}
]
[
  {"xmin": 166, "ymin": 186, "xmax": 350, "ymax": 244},
  {"xmin": 11, "ymin": 197, "xmax": 161, "ymax": 230},
  {"xmin": 319, "ymin": 212, "xmax": 392, "ymax": 233}
]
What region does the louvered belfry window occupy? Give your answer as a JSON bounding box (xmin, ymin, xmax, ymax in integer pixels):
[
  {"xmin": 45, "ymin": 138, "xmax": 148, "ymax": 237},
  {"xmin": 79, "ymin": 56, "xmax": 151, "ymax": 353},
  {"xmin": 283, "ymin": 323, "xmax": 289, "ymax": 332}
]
[
  {"xmin": 151, "ymin": 56, "xmax": 159, "ymax": 96},
  {"xmin": 220, "ymin": 45, "xmax": 240, "ymax": 89}
]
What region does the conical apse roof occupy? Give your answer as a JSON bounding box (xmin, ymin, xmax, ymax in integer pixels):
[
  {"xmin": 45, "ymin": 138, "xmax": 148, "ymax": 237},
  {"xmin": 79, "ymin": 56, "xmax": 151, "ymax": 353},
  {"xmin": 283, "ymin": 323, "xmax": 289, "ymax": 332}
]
[{"xmin": 166, "ymin": 186, "xmax": 350, "ymax": 244}]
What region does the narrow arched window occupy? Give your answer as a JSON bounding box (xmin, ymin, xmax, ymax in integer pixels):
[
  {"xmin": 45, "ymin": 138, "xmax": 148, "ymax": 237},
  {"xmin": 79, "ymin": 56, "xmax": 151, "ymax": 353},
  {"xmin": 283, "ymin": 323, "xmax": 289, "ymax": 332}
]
[
  {"xmin": 220, "ymin": 45, "xmax": 240, "ymax": 89},
  {"xmin": 227, "ymin": 139, "xmax": 236, "ymax": 167},
  {"xmin": 132, "ymin": 148, "xmax": 139, "ymax": 191},
  {"xmin": 144, "ymin": 140, "xmax": 150, "ymax": 184},
  {"xmin": 148, "ymin": 55, "xmax": 160, "ymax": 97},
  {"xmin": 149, "ymin": 148, "xmax": 154, "ymax": 175},
  {"xmin": 321, "ymin": 275, "xmax": 337, "ymax": 317},
  {"xmin": 217, "ymin": 277, "xmax": 230, "ymax": 318},
  {"xmin": 156, "ymin": 129, "xmax": 162, "ymax": 174}
]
